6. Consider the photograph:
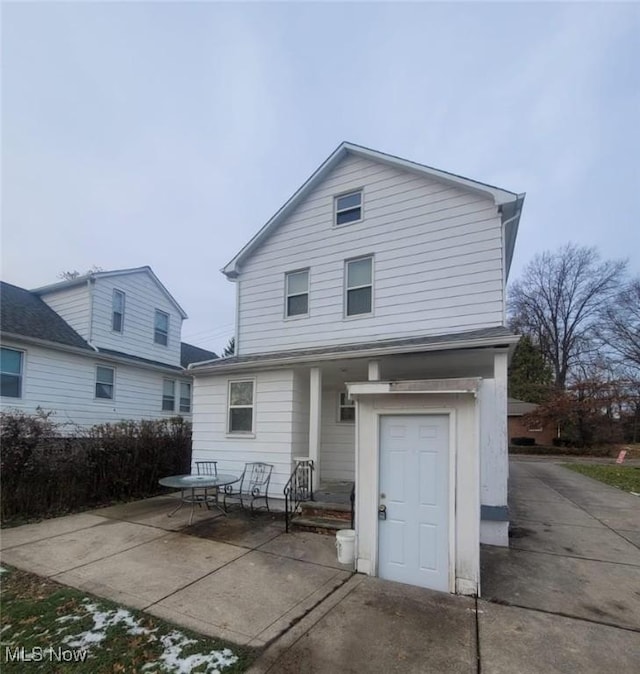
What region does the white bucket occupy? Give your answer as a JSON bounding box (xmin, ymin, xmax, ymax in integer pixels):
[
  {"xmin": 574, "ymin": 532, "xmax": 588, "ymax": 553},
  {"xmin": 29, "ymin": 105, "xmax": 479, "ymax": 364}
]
[{"xmin": 336, "ymin": 529, "xmax": 356, "ymax": 565}]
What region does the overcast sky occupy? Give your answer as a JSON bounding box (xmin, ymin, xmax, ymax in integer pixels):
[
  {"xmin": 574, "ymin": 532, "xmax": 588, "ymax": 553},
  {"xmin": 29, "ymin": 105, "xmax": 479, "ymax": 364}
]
[{"xmin": 2, "ymin": 1, "xmax": 638, "ymax": 353}]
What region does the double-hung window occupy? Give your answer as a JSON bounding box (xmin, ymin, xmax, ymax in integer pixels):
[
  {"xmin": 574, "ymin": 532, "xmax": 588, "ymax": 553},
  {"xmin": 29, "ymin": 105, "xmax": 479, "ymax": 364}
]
[
  {"xmin": 285, "ymin": 269, "xmax": 309, "ymax": 317},
  {"xmin": 112, "ymin": 290, "xmax": 125, "ymax": 333},
  {"xmin": 1, "ymin": 347, "xmax": 23, "ymax": 398},
  {"xmin": 179, "ymin": 382, "xmax": 192, "ymax": 413},
  {"xmin": 162, "ymin": 379, "xmax": 175, "ymax": 411},
  {"xmin": 338, "ymin": 391, "xmax": 355, "ymax": 422},
  {"xmin": 335, "ymin": 190, "xmax": 362, "ymax": 225},
  {"xmin": 228, "ymin": 380, "xmax": 255, "ymax": 433},
  {"xmin": 154, "ymin": 310, "xmax": 169, "ymax": 346},
  {"xmin": 345, "ymin": 256, "xmax": 373, "ymax": 316},
  {"xmin": 95, "ymin": 366, "xmax": 115, "ymax": 400}
]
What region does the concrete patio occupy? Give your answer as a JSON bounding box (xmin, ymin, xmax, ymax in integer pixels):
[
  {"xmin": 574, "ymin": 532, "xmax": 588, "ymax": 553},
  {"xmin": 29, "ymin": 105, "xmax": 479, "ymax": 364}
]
[
  {"xmin": 1, "ymin": 459, "xmax": 639, "ymax": 672},
  {"xmin": 0, "ymin": 494, "xmax": 353, "ymax": 648}
]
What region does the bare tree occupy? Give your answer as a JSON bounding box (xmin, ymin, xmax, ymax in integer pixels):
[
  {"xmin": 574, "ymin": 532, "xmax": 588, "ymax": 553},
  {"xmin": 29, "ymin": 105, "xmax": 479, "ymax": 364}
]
[
  {"xmin": 58, "ymin": 265, "xmax": 104, "ymax": 281},
  {"xmin": 509, "ymin": 244, "xmax": 627, "ymax": 389},
  {"xmin": 597, "ymin": 279, "xmax": 640, "ymax": 370}
]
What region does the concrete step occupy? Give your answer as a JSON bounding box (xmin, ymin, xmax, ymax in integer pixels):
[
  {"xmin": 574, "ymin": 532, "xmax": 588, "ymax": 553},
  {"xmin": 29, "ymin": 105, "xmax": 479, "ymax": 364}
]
[
  {"xmin": 291, "ymin": 516, "xmax": 353, "ymax": 535},
  {"xmin": 300, "ymin": 501, "xmax": 352, "ymax": 520}
]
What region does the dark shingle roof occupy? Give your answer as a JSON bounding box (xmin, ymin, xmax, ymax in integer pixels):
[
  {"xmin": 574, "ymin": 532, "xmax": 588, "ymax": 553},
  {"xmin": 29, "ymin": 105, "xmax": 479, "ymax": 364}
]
[
  {"xmin": 507, "ymin": 398, "xmax": 539, "ymax": 416},
  {"xmin": 181, "ymin": 342, "xmax": 218, "ymax": 367},
  {"xmin": 191, "ymin": 326, "xmax": 516, "ymax": 371},
  {"xmin": 96, "ymin": 348, "xmax": 185, "ymax": 372},
  {"xmin": 0, "ymin": 281, "xmax": 93, "ymax": 350}
]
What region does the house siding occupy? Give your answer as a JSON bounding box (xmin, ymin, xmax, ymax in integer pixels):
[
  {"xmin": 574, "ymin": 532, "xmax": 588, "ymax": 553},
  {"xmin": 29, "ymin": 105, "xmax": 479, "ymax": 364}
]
[
  {"xmin": 291, "ymin": 369, "xmax": 310, "ymax": 463},
  {"xmin": 90, "ymin": 273, "xmax": 182, "ymax": 367},
  {"xmin": 320, "ymin": 387, "xmax": 355, "ymax": 482},
  {"xmin": 237, "ymin": 154, "xmax": 504, "ymax": 355},
  {"xmin": 191, "ymin": 369, "xmax": 296, "ymax": 495},
  {"xmin": 38, "ymin": 285, "xmax": 92, "ymax": 341},
  {"xmin": 0, "ymin": 339, "xmax": 192, "ymax": 428}
]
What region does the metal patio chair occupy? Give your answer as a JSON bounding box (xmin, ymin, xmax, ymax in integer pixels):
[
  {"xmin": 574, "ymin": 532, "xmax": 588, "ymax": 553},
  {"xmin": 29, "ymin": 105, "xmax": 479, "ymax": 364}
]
[
  {"xmin": 223, "ymin": 462, "xmax": 273, "ymax": 513},
  {"xmin": 195, "ymin": 460, "xmax": 218, "ymax": 508}
]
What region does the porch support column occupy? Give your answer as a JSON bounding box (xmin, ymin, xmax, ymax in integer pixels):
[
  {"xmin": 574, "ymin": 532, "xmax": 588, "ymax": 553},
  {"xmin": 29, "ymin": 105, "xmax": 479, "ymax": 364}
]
[
  {"xmin": 309, "ymin": 367, "xmax": 322, "ymax": 469},
  {"xmin": 480, "ymin": 349, "xmax": 509, "ymax": 547},
  {"xmin": 493, "ymin": 351, "xmax": 509, "ymax": 506},
  {"xmin": 368, "ymin": 360, "xmax": 380, "ymax": 381}
]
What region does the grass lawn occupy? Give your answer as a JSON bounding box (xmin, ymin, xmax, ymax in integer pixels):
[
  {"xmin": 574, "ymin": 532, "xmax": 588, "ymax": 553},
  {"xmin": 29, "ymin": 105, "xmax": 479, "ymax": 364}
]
[
  {"xmin": 0, "ymin": 565, "xmax": 255, "ymax": 673},
  {"xmin": 562, "ymin": 463, "xmax": 640, "ymax": 493}
]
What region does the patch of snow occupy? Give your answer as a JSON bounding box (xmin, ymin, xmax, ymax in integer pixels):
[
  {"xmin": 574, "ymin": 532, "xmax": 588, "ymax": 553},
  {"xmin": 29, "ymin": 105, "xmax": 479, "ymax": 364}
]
[
  {"xmin": 0, "ymin": 566, "xmax": 8, "ymax": 574},
  {"xmin": 54, "ymin": 599, "xmax": 238, "ymax": 672},
  {"xmin": 143, "ymin": 631, "xmax": 238, "ymax": 674},
  {"xmin": 60, "ymin": 601, "xmax": 153, "ymax": 650}
]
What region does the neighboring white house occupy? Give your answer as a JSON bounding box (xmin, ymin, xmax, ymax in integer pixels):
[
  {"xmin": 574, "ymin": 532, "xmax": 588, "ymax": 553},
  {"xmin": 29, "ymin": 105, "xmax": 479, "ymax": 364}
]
[
  {"xmin": 0, "ymin": 267, "xmax": 217, "ymax": 428},
  {"xmin": 189, "ymin": 142, "xmax": 525, "ymax": 596}
]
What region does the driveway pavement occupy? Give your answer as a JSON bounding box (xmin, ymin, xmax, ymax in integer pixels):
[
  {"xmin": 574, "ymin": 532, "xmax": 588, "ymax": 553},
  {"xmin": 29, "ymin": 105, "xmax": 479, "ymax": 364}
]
[
  {"xmin": 478, "ymin": 458, "xmax": 640, "ymax": 673},
  {"xmin": 2, "ymin": 460, "xmax": 639, "ymax": 672}
]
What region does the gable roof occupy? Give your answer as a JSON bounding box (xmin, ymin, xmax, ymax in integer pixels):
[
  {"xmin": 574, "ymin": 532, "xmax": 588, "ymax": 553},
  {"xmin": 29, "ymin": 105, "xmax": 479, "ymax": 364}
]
[
  {"xmin": 31, "ymin": 266, "xmax": 188, "ymax": 319},
  {"xmin": 222, "ymin": 141, "xmax": 525, "ymax": 279},
  {"xmin": 0, "ymin": 281, "xmax": 93, "ymax": 351},
  {"xmin": 180, "ymin": 342, "xmax": 218, "ymax": 368}
]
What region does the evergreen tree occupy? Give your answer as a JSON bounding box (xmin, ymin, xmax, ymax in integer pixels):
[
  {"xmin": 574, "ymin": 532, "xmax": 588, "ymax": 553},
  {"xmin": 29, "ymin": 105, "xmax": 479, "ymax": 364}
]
[
  {"xmin": 508, "ymin": 335, "xmax": 553, "ymax": 403},
  {"xmin": 223, "ymin": 336, "xmax": 235, "ymax": 357}
]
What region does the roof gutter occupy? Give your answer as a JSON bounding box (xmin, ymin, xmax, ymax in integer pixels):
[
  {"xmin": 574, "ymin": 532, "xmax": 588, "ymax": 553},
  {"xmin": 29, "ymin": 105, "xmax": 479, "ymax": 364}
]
[
  {"xmin": 0, "ymin": 332, "xmax": 98, "ymax": 356},
  {"xmin": 188, "ymin": 333, "xmax": 520, "ymax": 376},
  {"xmin": 1, "ymin": 332, "xmax": 190, "ymax": 375}
]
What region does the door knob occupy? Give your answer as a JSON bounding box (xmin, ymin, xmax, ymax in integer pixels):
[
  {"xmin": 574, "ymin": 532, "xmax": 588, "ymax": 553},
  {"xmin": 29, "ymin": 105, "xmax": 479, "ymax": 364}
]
[{"xmin": 378, "ymin": 504, "xmax": 387, "ymax": 520}]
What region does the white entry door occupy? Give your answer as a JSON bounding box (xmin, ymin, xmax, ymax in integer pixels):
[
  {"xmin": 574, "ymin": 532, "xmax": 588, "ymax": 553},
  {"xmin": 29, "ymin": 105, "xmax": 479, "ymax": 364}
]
[{"xmin": 378, "ymin": 415, "xmax": 450, "ymax": 592}]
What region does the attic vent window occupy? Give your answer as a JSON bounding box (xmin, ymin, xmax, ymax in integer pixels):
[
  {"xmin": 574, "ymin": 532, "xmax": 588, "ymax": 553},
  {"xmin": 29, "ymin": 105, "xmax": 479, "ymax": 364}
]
[{"xmin": 335, "ymin": 190, "xmax": 362, "ymax": 226}]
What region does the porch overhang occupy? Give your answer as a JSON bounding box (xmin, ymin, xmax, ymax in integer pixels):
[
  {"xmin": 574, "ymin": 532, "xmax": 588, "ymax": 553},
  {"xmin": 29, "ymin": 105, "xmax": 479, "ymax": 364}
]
[
  {"xmin": 347, "ymin": 377, "xmax": 481, "ymax": 397},
  {"xmin": 188, "ymin": 328, "xmax": 519, "ymax": 376}
]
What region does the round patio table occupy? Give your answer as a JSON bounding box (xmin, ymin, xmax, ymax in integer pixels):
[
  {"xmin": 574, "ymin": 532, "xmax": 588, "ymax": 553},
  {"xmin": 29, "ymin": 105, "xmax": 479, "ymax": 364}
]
[{"xmin": 159, "ymin": 473, "xmax": 239, "ymax": 525}]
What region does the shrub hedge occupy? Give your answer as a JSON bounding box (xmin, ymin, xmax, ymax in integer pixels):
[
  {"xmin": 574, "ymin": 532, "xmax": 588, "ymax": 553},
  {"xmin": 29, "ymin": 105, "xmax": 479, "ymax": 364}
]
[
  {"xmin": 510, "ymin": 436, "xmax": 536, "ymax": 446},
  {"xmin": 1, "ymin": 410, "xmax": 192, "ymax": 525}
]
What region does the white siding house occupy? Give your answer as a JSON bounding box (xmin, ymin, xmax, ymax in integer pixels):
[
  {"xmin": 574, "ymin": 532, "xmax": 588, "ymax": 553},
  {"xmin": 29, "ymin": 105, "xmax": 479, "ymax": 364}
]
[
  {"xmin": 190, "ymin": 142, "xmax": 525, "ymax": 596},
  {"xmin": 0, "ymin": 268, "xmax": 216, "ymax": 428}
]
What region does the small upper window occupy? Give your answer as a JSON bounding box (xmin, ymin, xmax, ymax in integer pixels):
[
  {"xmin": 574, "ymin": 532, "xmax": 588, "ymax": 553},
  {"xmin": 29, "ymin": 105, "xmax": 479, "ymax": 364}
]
[
  {"xmin": 1, "ymin": 347, "xmax": 23, "ymax": 398},
  {"xmin": 96, "ymin": 366, "xmax": 115, "ymax": 400},
  {"xmin": 179, "ymin": 382, "xmax": 192, "ymax": 413},
  {"xmin": 345, "ymin": 256, "xmax": 373, "ymax": 316},
  {"xmin": 338, "ymin": 391, "xmax": 355, "ymax": 422},
  {"xmin": 154, "ymin": 310, "xmax": 169, "ymax": 346},
  {"xmin": 285, "ymin": 270, "xmax": 309, "ymax": 317},
  {"xmin": 112, "ymin": 290, "xmax": 125, "ymax": 333},
  {"xmin": 162, "ymin": 379, "xmax": 175, "ymax": 411},
  {"xmin": 335, "ymin": 191, "xmax": 362, "ymax": 226}
]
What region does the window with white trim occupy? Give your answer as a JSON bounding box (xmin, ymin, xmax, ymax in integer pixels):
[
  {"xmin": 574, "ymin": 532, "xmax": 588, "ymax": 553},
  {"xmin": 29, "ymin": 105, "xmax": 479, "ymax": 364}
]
[
  {"xmin": 338, "ymin": 391, "xmax": 355, "ymax": 422},
  {"xmin": 179, "ymin": 382, "xmax": 192, "ymax": 413},
  {"xmin": 228, "ymin": 380, "xmax": 255, "ymax": 433},
  {"xmin": 1, "ymin": 347, "xmax": 23, "ymax": 398},
  {"xmin": 162, "ymin": 379, "xmax": 176, "ymax": 411},
  {"xmin": 335, "ymin": 190, "xmax": 362, "ymax": 225},
  {"xmin": 285, "ymin": 269, "xmax": 309, "ymax": 317},
  {"xmin": 154, "ymin": 310, "xmax": 169, "ymax": 346},
  {"xmin": 112, "ymin": 290, "xmax": 125, "ymax": 333},
  {"xmin": 345, "ymin": 255, "xmax": 373, "ymax": 316},
  {"xmin": 95, "ymin": 366, "xmax": 115, "ymax": 400}
]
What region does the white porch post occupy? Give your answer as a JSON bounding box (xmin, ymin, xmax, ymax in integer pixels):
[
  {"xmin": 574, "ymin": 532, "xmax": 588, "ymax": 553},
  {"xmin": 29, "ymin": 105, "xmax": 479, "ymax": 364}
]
[
  {"xmin": 479, "ymin": 349, "xmax": 510, "ymax": 547},
  {"xmin": 368, "ymin": 360, "xmax": 380, "ymax": 381},
  {"xmin": 309, "ymin": 367, "xmax": 322, "ymax": 470},
  {"xmin": 494, "ymin": 351, "xmax": 509, "ymax": 505}
]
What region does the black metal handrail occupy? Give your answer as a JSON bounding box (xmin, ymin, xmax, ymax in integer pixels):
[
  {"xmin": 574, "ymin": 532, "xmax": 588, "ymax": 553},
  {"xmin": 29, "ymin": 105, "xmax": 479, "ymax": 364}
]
[
  {"xmin": 284, "ymin": 459, "xmax": 314, "ymax": 533},
  {"xmin": 350, "ymin": 482, "xmax": 355, "ymax": 529}
]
